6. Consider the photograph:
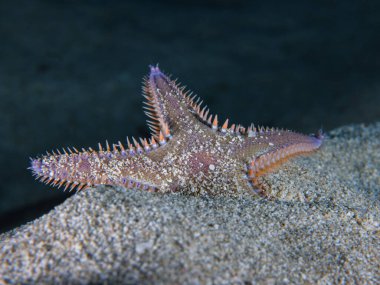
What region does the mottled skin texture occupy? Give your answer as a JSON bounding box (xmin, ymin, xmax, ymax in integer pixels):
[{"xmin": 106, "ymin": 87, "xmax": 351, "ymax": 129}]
[{"xmin": 30, "ymin": 65, "xmax": 323, "ymax": 196}]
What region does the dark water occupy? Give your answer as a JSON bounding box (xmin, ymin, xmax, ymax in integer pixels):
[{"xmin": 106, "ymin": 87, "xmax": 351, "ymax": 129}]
[{"xmin": 0, "ymin": 0, "xmax": 379, "ymax": 232}]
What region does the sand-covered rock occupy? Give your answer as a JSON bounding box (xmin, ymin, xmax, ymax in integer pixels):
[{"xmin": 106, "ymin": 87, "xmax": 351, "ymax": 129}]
[{"xmin": 0, "ymin": 123, "xmax": 379, "ymax": 284}]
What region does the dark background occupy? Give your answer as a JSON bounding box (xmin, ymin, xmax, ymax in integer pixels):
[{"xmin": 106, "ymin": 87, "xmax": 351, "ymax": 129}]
[{"xmin": 0, "ymin": 0, "xmax": 379, "ymax": 233}]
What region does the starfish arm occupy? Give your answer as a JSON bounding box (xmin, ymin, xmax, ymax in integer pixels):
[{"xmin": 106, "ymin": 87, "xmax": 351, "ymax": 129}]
[
  {"xmin": 144, "ymin": 65, "xmax": 237, "ymax": 140},
  {"xmin": 235, "ymin": 129, "xmax": 323, "ymax": 184},
  {"xmin": 29, "ymin": 141, "xmax": 163, "ymax": 192},
  {"xmin": 143, "ymin": 65, "xmax": 218, "ymax": 137}
]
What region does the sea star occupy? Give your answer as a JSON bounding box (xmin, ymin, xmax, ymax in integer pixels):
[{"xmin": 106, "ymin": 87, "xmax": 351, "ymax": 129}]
[{"xmin": 30, "ymin": 65, "xmax": 323, "ymax": 196}]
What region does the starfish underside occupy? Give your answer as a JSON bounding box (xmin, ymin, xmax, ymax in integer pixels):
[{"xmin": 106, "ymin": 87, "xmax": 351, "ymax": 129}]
[{"xmin": 30, "ymin": 65, "xmax": 323, "ymax": 196}]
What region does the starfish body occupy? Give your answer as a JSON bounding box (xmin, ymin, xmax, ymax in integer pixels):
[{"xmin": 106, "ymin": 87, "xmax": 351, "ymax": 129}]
[{"xmin": 30, "ymin": 66, "xmax": 323, "ymax": 196}]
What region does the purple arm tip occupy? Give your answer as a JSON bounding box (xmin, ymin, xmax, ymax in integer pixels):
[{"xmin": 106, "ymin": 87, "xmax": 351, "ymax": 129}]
[
  {"xmin": 149, "ymin": 64, "xmax": 161, "ymax": 75},
  {"xmin": 29, "ymin": 158, "xmax": 42, "ymax": 175},
  {"xmin": 310, "ymin": 129, "xmax": 324, "ymax": 148}
]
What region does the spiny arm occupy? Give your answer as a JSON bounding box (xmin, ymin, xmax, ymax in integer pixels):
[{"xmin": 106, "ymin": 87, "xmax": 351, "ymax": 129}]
[
  {"xmin": 29, "ymin": 140, "xmax": 163, "ymax": 192},
  {"xmin": 235, "ymin": 127, "xmax": 323, "ymax": 186},
  {"xmin": 143, "ymin": 65, "xmax": 224, "ymax": 137}
]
